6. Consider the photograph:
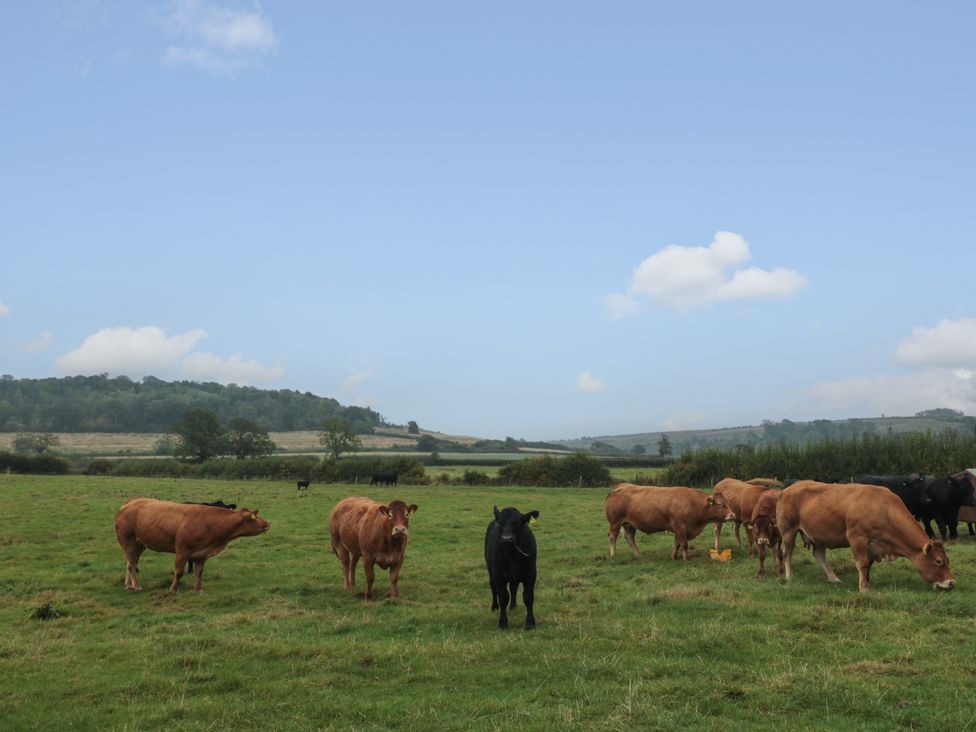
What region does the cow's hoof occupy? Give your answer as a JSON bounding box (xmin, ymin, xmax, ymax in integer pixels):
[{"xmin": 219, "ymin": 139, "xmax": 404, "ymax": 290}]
[
  {"xmin": 524, "ymin": 622, "xmax": 535, "ymax": 631},
  {"xmin": 498, "ymin": 621, "xmax": 508, "ymax": 630}
]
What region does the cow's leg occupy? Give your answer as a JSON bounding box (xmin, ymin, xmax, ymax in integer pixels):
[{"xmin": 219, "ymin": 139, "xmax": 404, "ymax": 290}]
[
  {"xmin": 348, "ymin": 554, "xmax": 360, "ymax": 588},
  {"xmin": 744, "ymin": 524, "xmax": 756, "ymax": 557},
  {"xmin": 848, "ymin": 536, "xmax": 873, "ymax": 592},
  {"xmin": 757, "ymin": 544, "xmax": 767, "ymax": 579},
  {"xmin": 121, "ymin": 543, "xmax": 145, "ymax": 590},
  {"xmin": 362, "ymin": 555, "xmax": 376, "ymax": 600},
  {"xmin": 608, "ymin": 520, "xmax": 620, "ymax": 557},
  {"xmin": 923, "ymin": 517, "xmax": 936, "ymax": 539},
  {"xmin": 622, "ymin": 523, "xmax": 639, "ymax": 557},
  {"xmin": 496, "ymin": 581, "xmax": 510, "ymax": 630},
  {"xmin": 969, "ymin": 522, "xmax": 975, "ymax": 536},
  {"xmin": 947, "ymin": 508, "xmax": 960, "ymax": 540},
  {"xmin": 522, "ymin": 574, "xmax": 536, "ymax": 630},
  {"xmin": 388, "ymin": 561, "xmax": 401, "ymax": 599},
  {"xmin": 193, "ymin": 558, "xmax": 207, "ymax": 592},
  {"xmin": 812, "ymin": 545, "xmax": 841, "ymax": 584},
  {"xmin": 170, "ymin": 552, "xmax": 189, "ymax": 592},
  {"xmin": 733, "ymin": 521, "xmax": 743, "ymax": 549},
  {"xmin": 335, "ymin": 544, "xmax": 352, "ymax": 588},
  {"xmin": 713, "ymin": 521, "xmax": 723, "ymax": 551},
  {"xmin": 508, "ymin": 580, "xmax": 518, "ymax": 609},
  {"xmin": 781, "ymin": 527, "xmax": 798, "ymax": 582},
  {"xmin": 488, "ymin": 571, "xmax": 499, "ymax": 610},
  {"xmin": 775, "ymin": 539, "xmax": 785, "ymax": 577},
  {"xmin": 673, "ymin": 529, "xmax": 690, "ymax": 561}
]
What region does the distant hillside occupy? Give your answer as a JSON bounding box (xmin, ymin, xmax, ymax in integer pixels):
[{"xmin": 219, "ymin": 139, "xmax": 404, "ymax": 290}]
[
  {"xmin": 557, "ymin": 411, "xmax": 976, "ymax": 455},
  {"xmin": 0, "ymin": 375, "xmax": 381, "ymax": 433}
]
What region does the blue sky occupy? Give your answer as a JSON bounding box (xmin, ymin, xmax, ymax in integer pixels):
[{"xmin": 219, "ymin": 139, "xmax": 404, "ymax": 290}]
[{"xmin": 2, "ymin": 1, "xmax": 975, "ymax": 440}]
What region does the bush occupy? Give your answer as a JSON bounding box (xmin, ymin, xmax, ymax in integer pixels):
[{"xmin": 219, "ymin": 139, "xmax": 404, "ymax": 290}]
[
  {"xmin": 462, "ymin": 469, "xmax": 490, "ymax": 485},
  {"xmin": 0, "ymin": 451, "xmax": 70, "ymax": 475},
  {"xmin": 85, "ymin": 459, "xmax": 114, "ymax": 476},
  {"xmin": 498, "ymin": 453, "xmax": 611, "ymax": 487}
]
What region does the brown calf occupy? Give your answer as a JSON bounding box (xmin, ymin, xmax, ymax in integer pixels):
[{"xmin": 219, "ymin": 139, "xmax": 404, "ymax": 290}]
[
  {"xmin": 750, "ymin": 489, "xmax": 783, "ymax": 579},
  {"xmin": 329, "ymin": 496, "xmax": 418, "ymax": 599},
  {"xmin": 605, "ymin": 484, "xmax": 735, "ymax": 561},
  {"xmin": 115, "ymin": 498, "xmax": 270, "ymax": 592}
]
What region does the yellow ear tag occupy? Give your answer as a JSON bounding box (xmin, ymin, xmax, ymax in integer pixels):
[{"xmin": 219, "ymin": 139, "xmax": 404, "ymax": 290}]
[
  {"xmin": 529, "ymin": 516, "xmax": 538, "ymax": 527},
  {"xmin": 250, "ymin": 513, "xmax": 257, "ymax": 520}
]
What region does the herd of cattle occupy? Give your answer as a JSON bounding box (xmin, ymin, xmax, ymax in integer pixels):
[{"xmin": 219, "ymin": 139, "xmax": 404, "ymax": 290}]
[{"xmin": 112, "ymin": 468, "xmax": 975, "ymax": 629}]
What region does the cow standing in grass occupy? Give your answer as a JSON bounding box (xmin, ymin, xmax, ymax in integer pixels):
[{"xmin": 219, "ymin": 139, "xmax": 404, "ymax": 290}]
[
  {"xmin": 605, "ymin": 484, "xmax": 735, "ymax": 561},
  {"xmin": 712, "ymin": 478, "xmax": 772, "ymax": 555},
  {"xmin": 485, "ymin": 505, "xmax": 539, "ymax": 630},
  {"xmin": 115, "ymin": 498, "xmax": 270, "ymax": 592},
  {"xmin": 777, "ymin": 481, "xmax": 956, "ymax": 592},
  {"xmin": 329, "ymin": 496, "xmax": 417, "ymax": 599}
]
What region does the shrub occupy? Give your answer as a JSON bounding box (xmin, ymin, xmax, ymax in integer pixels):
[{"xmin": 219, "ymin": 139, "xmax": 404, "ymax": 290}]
[
  {"xmin": 462, "ymin": 469, "xmax": 490, "ymax": 486},
  {"xmin": 86, "ymin": 459, "xmax": 114, "ymax": 476}
]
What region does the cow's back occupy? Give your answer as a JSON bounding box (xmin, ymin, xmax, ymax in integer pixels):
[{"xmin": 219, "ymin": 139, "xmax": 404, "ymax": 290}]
[
  {"xmin": 606, "ymin": 484, "xmax": 708, "ymax": 532},
  {"xmin": 116, "ymin": 498, "xmax": 199, "ymax": 552},
  {"xmin": 778, "ymin": 482, "xmax": 907, "ymax": 549},
  {"xmin": 329, "ymin": 497, "xmax": 377, "ymax": 555},
  {"xmin": 714, "ymin": 478, "xmax": 769, "ymax": 521}
]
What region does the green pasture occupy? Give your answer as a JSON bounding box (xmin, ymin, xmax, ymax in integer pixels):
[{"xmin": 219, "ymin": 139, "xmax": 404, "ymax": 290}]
[{"xmin": 1, "ymin": 475, "xmax": 975, "ymax": 731}]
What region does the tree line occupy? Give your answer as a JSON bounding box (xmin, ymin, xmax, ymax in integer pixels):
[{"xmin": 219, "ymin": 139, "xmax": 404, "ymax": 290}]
[{"xmin": 0, "ymin": 374, "xmax": 381, "ymax": 433}]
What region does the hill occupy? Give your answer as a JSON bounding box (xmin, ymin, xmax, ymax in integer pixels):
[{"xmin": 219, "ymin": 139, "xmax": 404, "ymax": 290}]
[
  {"xmin": 556, "ymin": 411, "xmax": 976, "ymax": 455},
  {"xmin": 0, "ymin": 374, "xmax": 381, "ymax": 433}
]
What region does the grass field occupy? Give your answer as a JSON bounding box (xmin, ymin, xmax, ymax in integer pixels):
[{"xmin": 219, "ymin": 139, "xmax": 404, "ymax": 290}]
[{"xmin": 2, "ymin": 475, "xmax": 975, "ymax": 731}]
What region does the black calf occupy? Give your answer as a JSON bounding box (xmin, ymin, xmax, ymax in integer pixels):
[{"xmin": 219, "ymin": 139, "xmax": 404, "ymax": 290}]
[{"xmin": 484, "ymin": 505, "xmax": 539, "ymax": 630}]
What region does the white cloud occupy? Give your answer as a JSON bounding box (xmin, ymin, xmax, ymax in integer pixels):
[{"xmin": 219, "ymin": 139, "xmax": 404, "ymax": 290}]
[
  {"xmin": 180, "ymin": 351, "xmax": 284, "ymax": 385},
  {"xmin": 343, "ymin": 367, "xmax": 375, "ymax": 391},
  {"xmin": 660, "ymin": 411, "xmax": 705, "ymax": 431},
  {"xmin": 577, "ymin": 372, "xmax": 607, "ymax": 393},
  {"xmin": 57, "ymin": 326, "xmax": 206, "ymax": 375},
  {"xmin": 0, "ymin": 300, "xmax": 8, "ymax": 317},
  {"xmin": 25, "ymin": 331, "xmax": 53, "ymax": 353},
  {"xmin": 606, "ymin": 231, "xmax": 807, "ymax": 316},
  {"xmin": 602, "ymin": 293, "xmax": 640, "ymax": 320},
  {"xmin": 895, "ymin": 318, "xmax": 976, "ymax": 370},
  {"xmin": 163, "ymin": 0, "xmax": 278, "ymax": 73},
  {"xmin": 809, "ymin": 369, "xmax": 976, "ymax": 416}
]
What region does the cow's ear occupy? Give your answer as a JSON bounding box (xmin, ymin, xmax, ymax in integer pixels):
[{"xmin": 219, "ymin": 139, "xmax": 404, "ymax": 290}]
[
  {"xmin": 493, "ymin": 505, "xmax": 501, "ymax": 521},
  {"xmin": 378, "ymin": 505, "xmax": 389, "ymax": 516},
  {"xmin": 407, "ymin": 504, "xmax": 418, "ymax": 514},
  {"xmin": 524, "ymin": 510, "xmax": 539, "ymax": 522},
  {"xmin": 922, "ymin": 542, "xmax": 933, "ymax": 556}
]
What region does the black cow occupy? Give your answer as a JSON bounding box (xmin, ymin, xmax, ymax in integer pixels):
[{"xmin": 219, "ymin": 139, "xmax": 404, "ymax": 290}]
[
  {"xmin": 297, "ymin": 480, "xmax": 310, "ymax": 491},
  {"xmin": 183, "ymin": 500, "xmax": 238, "ymax": 573},
  {"xmin": 484, "ymin": 505, "xmax": 539, "ymax": 630},
  {"xmin": 370, "ymin": 471, "xmax": 398, "ymax": 487},
  {"xmin": 921, "ymin": 474, "xmax": 976, "ymax": 540},
  {"xmin": 855, "ymin": 474, "xmax": 931, "ymax": 517}
]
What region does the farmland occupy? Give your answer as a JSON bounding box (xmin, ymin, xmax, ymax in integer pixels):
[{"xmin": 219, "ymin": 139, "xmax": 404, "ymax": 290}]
[{"xmin": 2, "ymin": 474, "xmax": 975, "ymax": 731}]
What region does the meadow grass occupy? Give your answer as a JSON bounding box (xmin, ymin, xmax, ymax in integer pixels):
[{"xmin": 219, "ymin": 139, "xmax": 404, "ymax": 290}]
[{"xmin": 1, "ymin": 475, "xmax": 975, "ymax": 731}]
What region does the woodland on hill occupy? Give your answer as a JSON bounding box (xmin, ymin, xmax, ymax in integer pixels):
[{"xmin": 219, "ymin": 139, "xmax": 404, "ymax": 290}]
[{"xmin": 0, "ymin": 374, "xmax": 381, "ymax": 433}]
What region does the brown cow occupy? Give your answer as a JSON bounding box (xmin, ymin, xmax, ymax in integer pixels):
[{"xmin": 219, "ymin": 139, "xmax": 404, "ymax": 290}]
[
  {"xmin": 115, "ymin": 498, "xmax": 270, "ymax": 592},
  {"xmin": 777, "ymin": 481, "xmax": 956, "ymax": 592},
  {"xmin": 605, "ymin": 484, "xmax": 735, "ymax": 561},
  {"xmin": 750, "ymin": 489, "xmax": 783, "ymax": 579},
  {"xmin": 712, "ymin": 478, "xmax": 772, "ymax": 555},
  {"xmin": 329, "ymin": 496, "xmax": 418, "ymax": 599}
]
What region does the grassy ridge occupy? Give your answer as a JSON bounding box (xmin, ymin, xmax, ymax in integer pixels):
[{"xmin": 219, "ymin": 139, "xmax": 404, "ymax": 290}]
[{"xmin": 1, "ymin": 475, "xmax": 975, "ymax": 731}]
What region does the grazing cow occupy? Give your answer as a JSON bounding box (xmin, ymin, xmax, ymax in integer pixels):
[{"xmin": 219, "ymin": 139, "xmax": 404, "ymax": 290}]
[
  {"xmin": 297, "ymin": 480, "xmax": 310, "ymax": 491},
  {"xmin": 485, "ymin": 505, "xmax": 539, "ymax": 630},
  {"xmin": 605, "ymin": 484, "xmax": 735, "ymax": 561},
  {"xmin": 920, "ymin": 474, "xmax": 976, "ymax": 540},
  {"xmin": 115, "ymin": 498, "xmax": 270, "ymax": 592},
  {"xmin": 855, "ymin": 474, "xmax": 930, "ymax": 518},
  {"xmin": 712, "ymin": 478, "xmax": 772, "ymax": 555},
  {"xmin": 777, "ymin": 481, "xmax": 955, "ymax": 592},
  {"xmin": 750, "ymin": 489, "xmax": 784, "ymax": 579},
  {"xmin": 370, "ymin": 471, "xmax": 399, "ymax": 487},
  {"xmin": 329, "ymin": 496, "xmax": 417, "ymax": 599}
]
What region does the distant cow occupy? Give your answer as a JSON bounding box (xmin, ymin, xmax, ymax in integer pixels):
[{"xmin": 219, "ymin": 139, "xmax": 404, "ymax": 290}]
[
  {"xmin": 485, "ymin": 505, "xmax": 539, "ymax": 630},
  {"xmin": 297, "ymin": 480, "xmax": 310, "ymax": 491},
  {"xmin": 115, "ymin": 498, "xmax": 270, "ymax": 592},
  {"xmin": 920, "ymin": 474, "xmax": 976, "ymax": 540},
  {"xmin": 605, "ymin": 484, "xmax": 735, "ymax": 561},
  {"xmin": 329, "ymin": 496, "xmax": 417, "ymax": 599},
  {"xmin": 370, "ymin": 471, "xmax": 399, "ymax": 487},
  {"xmin": 777, "ymin": 481, "xmax": 955, "ymax": 592},
  {"xmin": 855, "ymin": 474, "xmax": 930, "ymax": 518},
  {"xmin": 750, "ymin": 489, "xmax": 783, "ymax": 579},
  {"xmin": 712, "ymin": 478, "xmax": 772, "ymax": 555}
]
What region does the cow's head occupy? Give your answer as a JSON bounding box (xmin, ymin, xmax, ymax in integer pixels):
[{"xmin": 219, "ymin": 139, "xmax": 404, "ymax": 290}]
[
  {"xmin": 493, "ymin": 505, "xmax": 539, "ymax": 549},
  {"xmin": 911, "ymin": 541, "xmax": 955, "ymax": 591},
  {"xmin": 239, "ymin": 508, "xmax": 271, "ymax": 534},
  {"xmin": 950, "ymin": 474, "xmax": 976, "ymax": 506},
  {"xmin": 752, "ymin": 496, "xmax": 780, "ymax": 547},
  {"xmin": 706, "ymin": 492, "xmax": 736, "ymax": 522},
  {"xmin": 378, "ymin": 500, "xmax": 417, "ymax": 539},
  {"xmin": 902, "ymin": 475, "xmax": 932, "ymax": 506}
]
